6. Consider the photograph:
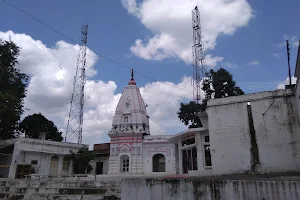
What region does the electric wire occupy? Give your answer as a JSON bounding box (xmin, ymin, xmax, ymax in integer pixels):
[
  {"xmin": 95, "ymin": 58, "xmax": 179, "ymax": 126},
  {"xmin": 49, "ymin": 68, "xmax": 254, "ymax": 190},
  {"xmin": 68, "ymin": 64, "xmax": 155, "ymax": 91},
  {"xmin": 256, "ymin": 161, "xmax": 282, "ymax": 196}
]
[{"xmin": 1, "ymin": 0, "xmax": 193, "ymax": 96}]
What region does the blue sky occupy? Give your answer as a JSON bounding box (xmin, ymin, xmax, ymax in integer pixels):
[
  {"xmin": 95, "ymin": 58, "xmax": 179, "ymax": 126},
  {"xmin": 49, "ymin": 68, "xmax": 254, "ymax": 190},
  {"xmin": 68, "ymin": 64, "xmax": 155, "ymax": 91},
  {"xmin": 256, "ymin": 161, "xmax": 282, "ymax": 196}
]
[
  {"xmin": 0, "ymin": 0, "xmax": 299, "ymax": 145},
  {"xmin": 1, "ymin": 0, "xmax": 299, "ymax": 93}
]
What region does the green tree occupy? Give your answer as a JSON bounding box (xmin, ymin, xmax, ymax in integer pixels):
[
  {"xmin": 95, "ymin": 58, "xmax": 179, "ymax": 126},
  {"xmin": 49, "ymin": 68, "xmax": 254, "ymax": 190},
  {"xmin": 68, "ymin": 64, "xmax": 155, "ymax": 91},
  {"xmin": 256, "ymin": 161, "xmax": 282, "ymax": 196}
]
[
  {"xmin": 0, "ymin": 39, "xmax": 28, "ymax": 139},
  {"xmin": 19, "ymin": 113, "xmax": 63, "ymax": 141},
  {"xmin": 177, "ymin": 101, "xmax": 204, "ymax": 128},
  {"xmin": 68, "ymin": 148, "xmax": 95, "ymax": 174},
  {"xmin": 178, "ymin": 68, "xmax": 244, "ymax": 128}
]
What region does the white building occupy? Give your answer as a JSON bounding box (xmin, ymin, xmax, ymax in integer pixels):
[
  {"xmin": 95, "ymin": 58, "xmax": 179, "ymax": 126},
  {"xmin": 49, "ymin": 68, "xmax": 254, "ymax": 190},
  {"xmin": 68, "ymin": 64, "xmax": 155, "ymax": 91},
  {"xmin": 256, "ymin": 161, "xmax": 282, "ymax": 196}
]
[
  {"xmin": 204, "ymin": 89, "xmax": 300, "ymax": 175},
  {"xmin": 0, "ymin": 134, "xmax": 85, "ymax": 179},
  {"xmin": 107, "ymin": 70, "xmax": 176, "ymax": 174},
  {"xmin": 104, "ymin": 64, "xmax": 300, "ymax": 176}
]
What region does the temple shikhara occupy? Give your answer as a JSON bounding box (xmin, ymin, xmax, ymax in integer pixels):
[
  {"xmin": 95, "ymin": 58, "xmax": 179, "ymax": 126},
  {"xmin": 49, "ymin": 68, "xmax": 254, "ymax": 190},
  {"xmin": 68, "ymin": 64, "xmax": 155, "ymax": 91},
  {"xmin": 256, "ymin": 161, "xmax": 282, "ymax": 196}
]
[{"xmin": 107, "ymin": 69, "xmax": 177, "ymax": 174}]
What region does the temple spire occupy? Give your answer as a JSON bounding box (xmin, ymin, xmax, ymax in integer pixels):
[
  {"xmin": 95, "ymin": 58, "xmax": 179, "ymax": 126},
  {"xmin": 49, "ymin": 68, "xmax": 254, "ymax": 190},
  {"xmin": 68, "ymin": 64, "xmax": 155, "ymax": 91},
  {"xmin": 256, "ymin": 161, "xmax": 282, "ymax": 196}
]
[
  {"xmin": 131, "ymin": 68, "xmax": 134, "ymax": 80},
  {"xmin": 128, "ymin": 68, "xmax": 136, "ymax": 85}
]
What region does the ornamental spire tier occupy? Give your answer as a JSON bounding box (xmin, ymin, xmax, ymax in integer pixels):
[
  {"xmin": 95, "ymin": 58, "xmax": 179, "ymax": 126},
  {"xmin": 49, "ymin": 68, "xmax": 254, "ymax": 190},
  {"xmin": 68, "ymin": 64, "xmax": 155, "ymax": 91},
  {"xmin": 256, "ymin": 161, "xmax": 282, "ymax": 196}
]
[{"xmin": 109, "ymin": 69, "xmax": 150, "ymax": 135}]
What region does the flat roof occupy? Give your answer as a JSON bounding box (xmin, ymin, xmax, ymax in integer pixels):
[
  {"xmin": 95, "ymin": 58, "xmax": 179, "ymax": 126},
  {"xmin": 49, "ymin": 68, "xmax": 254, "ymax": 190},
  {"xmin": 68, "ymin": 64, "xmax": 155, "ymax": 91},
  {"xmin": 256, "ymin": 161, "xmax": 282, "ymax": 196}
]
[
  {"xmin": 168, "ymin": 127, "xmax": 207, "ymax": 142},
  {"xmin": 0, "ymin": 137, "xmax": 87, "ymax": 149},
  {"xmin": 207, "ymin": 89, "xmax": 294, "ymax": 107}
]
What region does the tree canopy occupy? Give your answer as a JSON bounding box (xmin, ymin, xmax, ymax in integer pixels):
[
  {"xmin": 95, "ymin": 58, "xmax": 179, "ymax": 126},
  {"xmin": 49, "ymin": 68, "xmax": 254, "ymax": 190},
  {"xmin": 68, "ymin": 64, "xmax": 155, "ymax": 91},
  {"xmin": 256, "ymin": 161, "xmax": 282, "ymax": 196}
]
[
  {"xmin": 0, "ymin": 39, "xmax": 28, "ymax": 139},
  {"xmin": 68, "ymin": 148, "xmax": 95, "ymax": 174},
  {"xmin": 177, "ymin": 101, "xmax": 204, "ymax": 128},
  {"xmin": 177, "ymin": 68, "xmax": 244, "ymax": 128},
  {"xmin": 19, "ymin": 113, "xmax": 63, "ymax": 142}
]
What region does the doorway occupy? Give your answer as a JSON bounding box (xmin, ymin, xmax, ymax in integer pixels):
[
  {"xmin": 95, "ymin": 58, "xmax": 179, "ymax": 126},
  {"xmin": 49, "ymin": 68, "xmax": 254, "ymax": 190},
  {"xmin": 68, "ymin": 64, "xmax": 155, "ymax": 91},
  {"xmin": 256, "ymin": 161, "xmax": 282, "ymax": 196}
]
[
  {"xmin": 49, "ymin": 155, "xmax": 59, "ymax": 177},
  {"xmin": 153, "ymin": 154, "xmax": 166, "ymax": 172},
  {"xmin": 182, "ymin": 147, "xmax": 198, "ymax": 173},
  {"xmin": 15, "ymin": 164, "xmax": 31, "ymax": 179},
  {"xmin": 96, "ymin": 162, "xmax": 103, "ymax": 174}
]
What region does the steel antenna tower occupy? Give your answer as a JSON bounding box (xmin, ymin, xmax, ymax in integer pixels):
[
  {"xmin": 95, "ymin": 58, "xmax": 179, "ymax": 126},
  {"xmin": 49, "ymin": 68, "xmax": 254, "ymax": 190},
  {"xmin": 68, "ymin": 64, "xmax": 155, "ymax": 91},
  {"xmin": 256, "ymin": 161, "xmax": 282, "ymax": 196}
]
[
  {"xmin": 65, "ymin": 24, "xmax": 88, "ymax": 144},
  {"xmin": 192, "ymin": 6, "xmax": 206, "ymax": 103}
]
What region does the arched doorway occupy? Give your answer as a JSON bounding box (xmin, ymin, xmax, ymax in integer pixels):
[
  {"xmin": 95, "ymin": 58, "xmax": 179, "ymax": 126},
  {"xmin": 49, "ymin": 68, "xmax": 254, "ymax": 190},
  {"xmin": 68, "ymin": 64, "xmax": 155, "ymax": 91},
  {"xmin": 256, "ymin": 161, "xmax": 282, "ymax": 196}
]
[
  {"xmin": 120, "ymin": 155, "xmax": 129, "ymax": 172},
  {"xmin": 49, "ymin": 155, "xmax": 59, "ymax": 177},
  {"xmin": 62, "ymin": 157, "xmax": 70, "ymax": 176},
  {"xmin": 153, "ymin": 154, "xmax": 165, "ymax": 172}
]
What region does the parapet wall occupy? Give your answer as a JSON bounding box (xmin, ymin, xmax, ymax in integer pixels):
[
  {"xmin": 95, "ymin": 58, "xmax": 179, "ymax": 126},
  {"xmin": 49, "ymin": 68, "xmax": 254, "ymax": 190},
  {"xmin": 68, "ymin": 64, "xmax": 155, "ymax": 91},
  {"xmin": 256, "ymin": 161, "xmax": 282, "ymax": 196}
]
[
  {"xmin": 121, "ymin": 177, "xmax": 300, "ymax": 200},
  {"xmin": 206, "ymin": 89, "xmax": 300, "ymax": 175},
  {"xmin": 0, "ymin": 178, "xmax": 120, "ymax": 200},
  {"xmin": 2, "ymin": 175, "xmax": 300, "ymax": 200}
]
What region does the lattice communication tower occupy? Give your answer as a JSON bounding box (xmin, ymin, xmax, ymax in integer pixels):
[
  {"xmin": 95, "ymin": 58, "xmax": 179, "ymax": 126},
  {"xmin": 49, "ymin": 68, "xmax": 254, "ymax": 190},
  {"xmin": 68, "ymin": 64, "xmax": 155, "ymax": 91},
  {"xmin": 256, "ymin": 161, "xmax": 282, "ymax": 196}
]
[
  {"xmin": 192, "ymin": 6, "xmax": 206, "ymax": 103},
  {"xmin": 65, "ymin": 24, "xmax": 88, "ymax": 144}
]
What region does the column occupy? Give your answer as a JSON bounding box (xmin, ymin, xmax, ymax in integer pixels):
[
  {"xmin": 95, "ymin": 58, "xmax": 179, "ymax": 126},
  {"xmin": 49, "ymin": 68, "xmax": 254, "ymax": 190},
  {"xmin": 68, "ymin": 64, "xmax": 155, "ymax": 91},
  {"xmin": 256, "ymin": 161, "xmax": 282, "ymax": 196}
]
[
  {"xmin": 8, "ymin": 142, "xmax": 20, "ymax": 179},
  {"xmin": 178, "ymin": 140, "xmax": 183, "ymax": 174},
  {"xmin": 196, "ymin": 132, "xmax": 205, "ymax": 172},
  {"xmin": 69, "ymin": 159, "xmax": 73, "ymax": 176},
  {"xmin": 57, "ymin": 156, "xmax": 63, "ymax": 177}
]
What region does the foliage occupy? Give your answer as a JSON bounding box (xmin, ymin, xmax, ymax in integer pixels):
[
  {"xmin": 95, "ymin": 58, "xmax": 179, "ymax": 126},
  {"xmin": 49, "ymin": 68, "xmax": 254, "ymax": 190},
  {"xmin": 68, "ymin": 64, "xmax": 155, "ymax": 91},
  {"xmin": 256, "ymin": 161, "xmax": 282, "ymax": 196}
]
[
  {"xmin": 177, "ymin": 101, "xmax": 204, "ymax": 128},
  {"xmin": 0, "ymin": 39, "xmax": 29, "ymax": 139},
  {"xmin": 19, "ymin": 113, "xmax": 63, "ymax": 141},
  {"xmin": 68, "ymin": 147, "xmax": 95, "ymax": 174},
  {"xmin": 178, "ymin": 68, "xmax": 244, "ymax": 128},
  {"xmin": 202, "ymin": 68, "xmax": 244, "ymax": 105}
]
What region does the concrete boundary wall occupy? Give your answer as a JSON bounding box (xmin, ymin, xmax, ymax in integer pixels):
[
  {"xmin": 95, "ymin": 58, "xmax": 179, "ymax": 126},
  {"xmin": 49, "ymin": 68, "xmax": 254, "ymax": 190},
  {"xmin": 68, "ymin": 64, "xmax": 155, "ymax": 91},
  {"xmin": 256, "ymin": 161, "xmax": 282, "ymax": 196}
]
[
  {"xmin": 0, "ymin": 179, "xmax": 120, "ymax": 200},
  {"xmin": 206, "ymin": 89, "xmax": 300, "ymax": 175},
  {"xmin": 121, "ymin": 178, "xmax": 300, "ymax": 200}
]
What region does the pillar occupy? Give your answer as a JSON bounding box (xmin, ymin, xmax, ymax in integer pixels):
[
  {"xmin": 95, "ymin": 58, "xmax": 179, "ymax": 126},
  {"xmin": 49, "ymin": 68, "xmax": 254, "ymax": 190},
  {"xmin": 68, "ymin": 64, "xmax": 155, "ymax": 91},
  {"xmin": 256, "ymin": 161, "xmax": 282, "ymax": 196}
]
[
  {"xmin": 57, "ymin": 156, "xmax": 63, "ymax": 177},
  {"xmin": 69, "ymin": 159, "xmax": 73, "ymax": 176},
  {"xmin": 8, "ymin": 142, "xmax": 20, "ymax": 179},
  {"xmin": 178, "ymin": 140, "xmax": 183, "ymax": 174}
]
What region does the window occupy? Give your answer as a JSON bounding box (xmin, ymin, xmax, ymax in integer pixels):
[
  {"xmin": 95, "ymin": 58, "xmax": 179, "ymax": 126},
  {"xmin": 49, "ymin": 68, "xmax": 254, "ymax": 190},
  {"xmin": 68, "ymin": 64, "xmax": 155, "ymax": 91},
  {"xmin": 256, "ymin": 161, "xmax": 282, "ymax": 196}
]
[
  {"xmin": 124, "ymin": 116, "xmax": 128, "ymax": 123},
  {"xmin": 182, "ymin": 147, "xmax": 198, "ymax": 173},
  {"xmin": 137, "ymin": 147, "xmax": 141, "ymax": 155},
  {"xmin": 111, "ymin": 148, "xmax": 114, "ymax": 156},
  {"xmin": 62, "ymin": 157, "xmax": 70, "ymax": 171},
  {"xmin": 31, "ymin": 160, "xmax": 38, "ymax": 165},
  {"xmin": 203, "ymin": 135, "xmax": 212, "ymax": 167},
  {"xmin": 182, "ymin": 137, "xmax": 195, "ymax": 146},
  {"xmin": 120, "ymin": 155, "xmax": 129, "ymax": 172},
  {"xmin": 153, "ymin": 154, "xmax": 165, "ymax": 172},
  {"xmin": 204, "ymin": 135, "xmax": 210, "ymax": 143}
]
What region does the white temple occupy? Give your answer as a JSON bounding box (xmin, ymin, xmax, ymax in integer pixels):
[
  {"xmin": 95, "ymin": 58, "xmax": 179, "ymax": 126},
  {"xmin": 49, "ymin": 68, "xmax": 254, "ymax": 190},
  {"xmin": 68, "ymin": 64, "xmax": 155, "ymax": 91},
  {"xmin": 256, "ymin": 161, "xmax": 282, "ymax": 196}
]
[{"xmin": 108, "ymin": 69, "xmax": 176, "ymax": 174}]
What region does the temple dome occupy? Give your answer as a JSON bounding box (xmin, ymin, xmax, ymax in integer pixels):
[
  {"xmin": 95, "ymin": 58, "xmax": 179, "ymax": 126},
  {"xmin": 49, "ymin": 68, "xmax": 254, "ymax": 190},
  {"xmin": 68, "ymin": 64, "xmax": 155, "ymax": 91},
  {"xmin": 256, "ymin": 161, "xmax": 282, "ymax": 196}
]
[{"xmin": 109, "ymin": 69, "xmax": 150, "ymax": 135}]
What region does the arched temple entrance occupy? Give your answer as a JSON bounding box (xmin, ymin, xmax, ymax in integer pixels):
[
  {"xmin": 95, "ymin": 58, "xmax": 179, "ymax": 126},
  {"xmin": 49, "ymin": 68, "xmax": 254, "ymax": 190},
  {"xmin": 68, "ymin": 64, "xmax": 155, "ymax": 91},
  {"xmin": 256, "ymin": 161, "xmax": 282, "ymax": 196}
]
[{"xmin": 153, "ymin": 154, "xmax": 165, "ymax": 172}]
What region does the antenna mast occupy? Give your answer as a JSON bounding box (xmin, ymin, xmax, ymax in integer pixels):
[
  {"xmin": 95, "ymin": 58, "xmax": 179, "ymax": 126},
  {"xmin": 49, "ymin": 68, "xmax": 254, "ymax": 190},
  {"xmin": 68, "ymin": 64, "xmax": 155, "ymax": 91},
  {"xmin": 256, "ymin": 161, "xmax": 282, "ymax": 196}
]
[
  {"xmin": 65, "ymin": 24, "xmax": 88, "ymax": 144},
  {"xmin": 192, "ymin": 6, "xmax": 206, "ymax": 103},
  {"xmin": 286, "ymin": 40, "xmax": 292, "ymax": 86}
]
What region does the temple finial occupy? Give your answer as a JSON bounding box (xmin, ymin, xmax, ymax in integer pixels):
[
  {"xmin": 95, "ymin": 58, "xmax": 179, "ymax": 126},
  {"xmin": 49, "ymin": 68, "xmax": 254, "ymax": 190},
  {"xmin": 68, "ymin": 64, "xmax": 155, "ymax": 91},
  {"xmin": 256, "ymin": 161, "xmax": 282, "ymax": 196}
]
[
  {"xmin": 131, "ymin": 68, "xmax": 134, "ymax": 80},
  {"xmin": 128, "ymin": 68, "xmax": 136, "ymax": 85}
]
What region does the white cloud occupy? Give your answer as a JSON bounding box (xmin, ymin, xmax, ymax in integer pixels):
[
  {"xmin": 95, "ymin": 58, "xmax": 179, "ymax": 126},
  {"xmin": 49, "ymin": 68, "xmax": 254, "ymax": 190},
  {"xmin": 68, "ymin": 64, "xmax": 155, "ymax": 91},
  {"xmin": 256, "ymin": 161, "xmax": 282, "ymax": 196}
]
[
  {"xmin": 222, "ymin": 61, "xmax": 239, "ymax": 69},
  {"xmin": 274, "ymin": 35, "xmax": 299, "ymax": 48},
  {"xmin": 271, "ymin": 53, "xmax": 282, "ymax": 59},
  {"xmin": 205, "ymin": 55, "xmax": 224, "ymax": 67},
  {"xmin": 248, "ymin": 60, "xmax": 260, "ymax": 66},
  {"xmin": 1, "ymin": 31, "xmax": 195, "ymax": 147},
  {"xmin": 276, "ymin": 76, "xmax": 297, "ymax": 89},
  {"xmin": 122, "ymin": 0, "xmax": 253, "ymax": 65}
]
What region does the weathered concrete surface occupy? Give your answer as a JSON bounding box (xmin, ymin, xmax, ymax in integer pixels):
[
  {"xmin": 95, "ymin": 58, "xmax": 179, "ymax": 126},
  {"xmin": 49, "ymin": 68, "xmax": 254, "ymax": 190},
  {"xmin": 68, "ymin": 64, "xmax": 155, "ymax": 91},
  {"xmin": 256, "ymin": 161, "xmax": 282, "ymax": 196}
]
[
  {"xmin": 0, "ymin": 178, "xmax": 120, "ymax": 200},
  {"xmin": 206, "ymin": 89, "xmax": 300, "ymax": 175},
  {"xmin": 121, "ymin": 176, "xmax": 300, "ymax": 200}
]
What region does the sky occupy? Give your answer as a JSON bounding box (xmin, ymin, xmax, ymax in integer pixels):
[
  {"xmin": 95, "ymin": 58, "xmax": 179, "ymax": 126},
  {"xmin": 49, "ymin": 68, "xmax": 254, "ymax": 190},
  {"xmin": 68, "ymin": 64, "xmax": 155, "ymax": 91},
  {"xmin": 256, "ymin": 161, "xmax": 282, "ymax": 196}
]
[{"xmin": 0, "ymin": 0, "xmax": 299, "ymax": 147}]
